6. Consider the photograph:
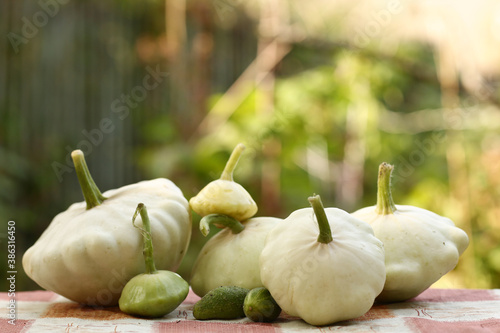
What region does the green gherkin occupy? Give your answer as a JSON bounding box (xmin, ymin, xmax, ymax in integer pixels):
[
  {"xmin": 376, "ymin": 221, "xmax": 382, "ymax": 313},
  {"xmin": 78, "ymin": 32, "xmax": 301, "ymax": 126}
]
[
  {"xmin": 243, "ymin": 287, "xmax": 281, "ymax": 322},
  {"xmin": 119, "ymin": 204, "xmax": 189, "ymax": 318},
  {"xmin": 193, "ymin": 286, "xmax": 249, "ymax": 320}
]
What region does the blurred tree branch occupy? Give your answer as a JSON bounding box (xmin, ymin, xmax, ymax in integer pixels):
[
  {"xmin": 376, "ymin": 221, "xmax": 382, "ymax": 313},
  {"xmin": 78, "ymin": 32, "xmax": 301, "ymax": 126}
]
[{"xmin": 285, "ymin": 37, "xmax": 500, "ymax": 109}]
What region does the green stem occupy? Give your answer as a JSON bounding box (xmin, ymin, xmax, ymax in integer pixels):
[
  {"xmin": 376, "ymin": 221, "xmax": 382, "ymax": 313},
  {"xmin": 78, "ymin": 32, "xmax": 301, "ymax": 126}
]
[
  {"xmin": 199, "ymin": 214, "xmax": 245, "ymax": 237},
  {"xmin": 132, "ymin": 203, "xmax": 157, "ymax": 274},
  {"xmin": 220, "ymin": 143, "xmax": 246, "ymax": 181},
  {"xmin": 71, "ymin": 150, "xmax": 107, "ymax": 210},
  {"xmin": 308, "ymin": 194, "xmax": 333, "ymax": 244},
  {"xmin": 375, "ymin": 162, "xmax": 397, "ymax": 215}
]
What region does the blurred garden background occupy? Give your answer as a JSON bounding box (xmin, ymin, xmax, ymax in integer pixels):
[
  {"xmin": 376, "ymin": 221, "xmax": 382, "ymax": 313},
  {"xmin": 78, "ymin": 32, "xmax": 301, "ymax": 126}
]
[{"xmin": 1, "ymin": 0, "xmax": 500, "ymax": 292}]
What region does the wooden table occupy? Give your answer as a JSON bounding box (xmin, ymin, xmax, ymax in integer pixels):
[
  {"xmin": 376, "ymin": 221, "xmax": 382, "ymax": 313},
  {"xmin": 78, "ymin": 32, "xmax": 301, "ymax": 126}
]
[{"xmin": 2, "ymin": 288, "xmax": 500, "ymax": 332}]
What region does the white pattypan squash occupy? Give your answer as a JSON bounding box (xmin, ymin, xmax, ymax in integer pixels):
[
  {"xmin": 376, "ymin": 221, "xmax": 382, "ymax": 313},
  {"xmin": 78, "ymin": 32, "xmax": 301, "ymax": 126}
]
[
  {"xmin": 190, "ymin": 214, "xmax": 281, "ymax": 297},
  {"xmin": 22, "ymin": 150, "xmax": 191, "ymax": 306},
  {"xmin": 189, "ymin": 143, "xmax": 257, "ymax": 221},
  {"xmin": 352, "ymin": 162, "xmax": 469, "ymax": 302},
  {"xmin": 260, "ymin": 195, "xmax": 386, "ymax": 326}
]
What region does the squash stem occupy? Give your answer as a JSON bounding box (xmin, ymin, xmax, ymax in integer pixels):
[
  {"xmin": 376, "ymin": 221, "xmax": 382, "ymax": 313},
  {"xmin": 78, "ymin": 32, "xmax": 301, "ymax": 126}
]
[
  {"xmin": 375, "ymin": 162, "xmax": 397, "ymax": 215},
  {"xmin": 71, "ymin": 150, "xmax": 107, "ymax": 210},
  {"xmin": 220, "ymin": 143, "xmax": 246, "ymax": 181},
  {"xmin": 199, "ymin": 214, "xmax": 245, "ymax": 237},
  {"xmin": 308, "ymin": 195, "xmax": 333, "ymax": 244},
  {"xmin": 133, "ymin": 203, "xmax": 157, "ymax": 275}
]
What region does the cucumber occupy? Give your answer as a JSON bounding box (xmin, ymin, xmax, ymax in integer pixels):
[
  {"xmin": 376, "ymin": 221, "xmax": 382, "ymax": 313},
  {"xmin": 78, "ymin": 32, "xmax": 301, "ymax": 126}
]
[
  {"xmin": 243, "ymin": 287, "xmax": 281, "ymax": 322},
  {"xmin": 193, "ymin": 286, "xmax": 249, "ymax": 320}
]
